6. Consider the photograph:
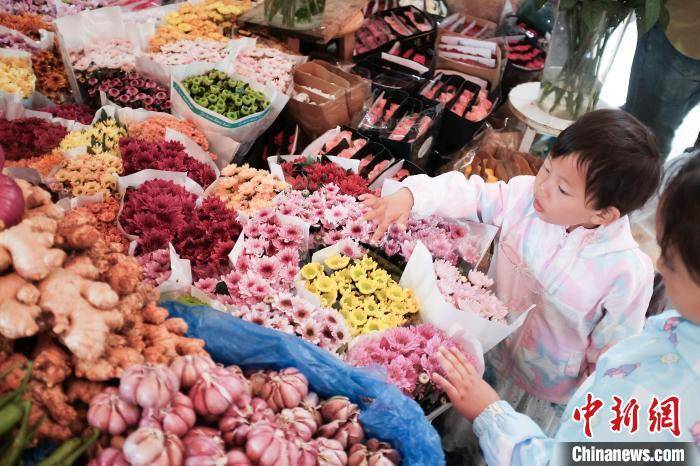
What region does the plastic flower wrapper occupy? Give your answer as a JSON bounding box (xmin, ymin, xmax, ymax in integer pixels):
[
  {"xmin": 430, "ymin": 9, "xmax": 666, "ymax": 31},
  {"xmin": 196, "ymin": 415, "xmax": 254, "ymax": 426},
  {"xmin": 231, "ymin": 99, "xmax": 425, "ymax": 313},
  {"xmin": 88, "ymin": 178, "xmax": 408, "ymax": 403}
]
[
  {"xmin": 347, "ymin": 323, "xmax": 483, "ymax": 413},
  {"xmin": 69, "ymin": 38, "xmax": 138, "ymax": 73},
  {"xmin": 300, "ymin": 252, "xmax": 419, "ymax": 338},
  {"xmin": 58, "ymin": 117, "xmax": 127, "ymax": 155},
  {"xmin": 0, "ymin": 32, "xmax": 36, "ymax": 52},
  {"xmin": 207, "ymin": 163, "xmax": 288, "ymax": 215}
]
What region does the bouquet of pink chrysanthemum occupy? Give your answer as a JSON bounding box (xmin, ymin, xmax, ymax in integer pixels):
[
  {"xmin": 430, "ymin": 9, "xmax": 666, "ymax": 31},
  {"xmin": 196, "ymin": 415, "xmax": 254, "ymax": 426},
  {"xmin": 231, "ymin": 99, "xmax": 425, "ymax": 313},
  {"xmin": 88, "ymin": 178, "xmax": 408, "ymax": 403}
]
[{"xmin": 347, "ymin": 324, "xmax": 481, "ymax": 411}]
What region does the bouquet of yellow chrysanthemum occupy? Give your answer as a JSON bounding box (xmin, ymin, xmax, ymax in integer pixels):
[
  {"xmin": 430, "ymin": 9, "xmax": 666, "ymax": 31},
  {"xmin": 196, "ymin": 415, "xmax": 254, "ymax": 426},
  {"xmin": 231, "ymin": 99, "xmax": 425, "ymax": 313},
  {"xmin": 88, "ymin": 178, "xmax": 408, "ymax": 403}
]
[{"xmin": 300, "ymin": 254, "xmax": 419, "ymax": 337}]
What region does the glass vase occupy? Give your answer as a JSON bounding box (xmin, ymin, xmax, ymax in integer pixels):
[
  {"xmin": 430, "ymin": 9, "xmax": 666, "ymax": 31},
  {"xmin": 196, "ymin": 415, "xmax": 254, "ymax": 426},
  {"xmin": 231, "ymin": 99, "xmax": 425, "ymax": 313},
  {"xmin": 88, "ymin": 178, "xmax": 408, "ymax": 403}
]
[
  {"xmin": 264, "ymin": 0, "xmax": 326, "ymax": 30},
  {"xmin": 538, "ymin": 5, "xmax": 631, "ymax": 120}
]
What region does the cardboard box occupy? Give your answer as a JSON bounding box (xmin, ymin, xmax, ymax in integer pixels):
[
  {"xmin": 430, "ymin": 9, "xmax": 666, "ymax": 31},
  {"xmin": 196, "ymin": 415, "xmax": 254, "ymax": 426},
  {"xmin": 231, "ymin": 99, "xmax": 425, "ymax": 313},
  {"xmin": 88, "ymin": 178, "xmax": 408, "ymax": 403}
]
[{"xmin": 436, "ymin": 31, "xmax": 503, "ymax": 88}]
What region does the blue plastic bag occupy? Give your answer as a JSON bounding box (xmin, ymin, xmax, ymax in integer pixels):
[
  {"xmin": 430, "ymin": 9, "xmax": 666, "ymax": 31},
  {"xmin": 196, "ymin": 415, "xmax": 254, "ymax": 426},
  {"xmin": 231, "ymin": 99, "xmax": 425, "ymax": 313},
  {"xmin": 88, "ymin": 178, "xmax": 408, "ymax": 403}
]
[{"xmin": 162, "ymin": 301, "xmax": 445, "ymax": 466}]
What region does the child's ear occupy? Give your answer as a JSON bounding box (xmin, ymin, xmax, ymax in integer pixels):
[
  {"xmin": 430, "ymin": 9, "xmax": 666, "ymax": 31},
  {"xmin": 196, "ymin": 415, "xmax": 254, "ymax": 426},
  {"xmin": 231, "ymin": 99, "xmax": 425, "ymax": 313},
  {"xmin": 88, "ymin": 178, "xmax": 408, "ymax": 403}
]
[{"xmin": 591, "ymin": 206, "xmax": 621, "ymax": 226}]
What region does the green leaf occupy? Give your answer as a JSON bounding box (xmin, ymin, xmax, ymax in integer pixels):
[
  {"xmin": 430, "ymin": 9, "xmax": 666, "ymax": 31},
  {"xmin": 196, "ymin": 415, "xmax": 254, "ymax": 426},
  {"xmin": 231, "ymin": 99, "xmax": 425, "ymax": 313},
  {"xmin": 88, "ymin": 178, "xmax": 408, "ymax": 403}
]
[
  {"xmin": 582, "ymin": 1, "xmax": 606, "ymax": 29},
  {"xmin": 657, "ymin": 4, "xmax": 670, "ymax": 29},
  {"xmin": 635, "ymin": 0, "xmax": 661, "ymax": 34}
]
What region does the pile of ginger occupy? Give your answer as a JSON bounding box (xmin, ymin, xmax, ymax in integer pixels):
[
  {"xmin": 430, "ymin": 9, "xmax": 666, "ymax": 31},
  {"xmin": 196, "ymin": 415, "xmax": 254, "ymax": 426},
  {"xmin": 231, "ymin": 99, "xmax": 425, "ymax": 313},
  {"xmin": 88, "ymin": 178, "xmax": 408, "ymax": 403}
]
[{"xmin": 0, "ymin": 178, "xmax": 207, "ymax": 440}]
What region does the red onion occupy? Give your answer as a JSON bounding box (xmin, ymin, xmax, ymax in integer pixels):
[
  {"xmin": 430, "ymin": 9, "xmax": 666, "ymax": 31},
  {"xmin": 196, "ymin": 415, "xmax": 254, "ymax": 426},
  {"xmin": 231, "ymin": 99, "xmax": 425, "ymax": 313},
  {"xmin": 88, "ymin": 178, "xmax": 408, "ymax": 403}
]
[
  {"xmin": 245, "ymin": 422, "xmax": 300, "ymax": 466},
  {"xmin": 183, "ymin": 426, "xmax": 225, "ymax": 457},
  {"xmin": 314, "ymin": 438, "xmax": 348, "ymax": 466},
  {"xmin": 120, "ymin": 364, "xmax": 180, "ymax": 409},
  {"xmin": 0, "ymin": 174, "xmax": 25, "ymax": 231},
  {"xmin": 226, "ymin": 449, "xmax": 253, "ymax": 466},
  {"xmin": 321, "ymin": 397, "xmax": 359, "ymax": 423},
  {"xmin": 88, "ymin": 448, "xmax": 129, "ymax": 466},
  {"xmin": 276, "ymin": 407, "xmax": 318, "ymax": 441},
  {"xmin": 189, "ymin": 366, "xmax": 251, "ymax": 418},
  {"xmin": 219, "ymin": 397, "xmax": 274, "ymax": 447},
  {"xmin": 257, "ymin": 368, "xmax": 309, "ymax": 412},
  {"xmin": 123, "ymin": 427, "xmax": 184, "ymax": 466},
  {"xmin": 87, "ymin": 387, "xmax": 141, "ymax": 435},
  {"xmin": 141, "ymin": 392, "xmax": 196, "ymax": 437},
  {"xmin": 170, "ymin": 355, "xmax": 216, "ymax": 389}
]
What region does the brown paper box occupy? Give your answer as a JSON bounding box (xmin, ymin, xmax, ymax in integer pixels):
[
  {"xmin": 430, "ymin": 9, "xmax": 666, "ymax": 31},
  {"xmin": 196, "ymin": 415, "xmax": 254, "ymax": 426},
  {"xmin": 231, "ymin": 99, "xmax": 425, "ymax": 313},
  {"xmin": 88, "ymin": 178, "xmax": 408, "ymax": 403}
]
[
  {"xmin": 439, "ymin": 14, "xmax": 498, "ymax": 37},
  {"xmin": 295, "ymin": 62, "xmax": 351, "ymax": 89},
  {"xmin": 288, "ymin": 82, "xmax": 352, "ymax": 138},
  {"xmin": 314, "ymin": 60, "xmax": 372, "ymax": 116}
]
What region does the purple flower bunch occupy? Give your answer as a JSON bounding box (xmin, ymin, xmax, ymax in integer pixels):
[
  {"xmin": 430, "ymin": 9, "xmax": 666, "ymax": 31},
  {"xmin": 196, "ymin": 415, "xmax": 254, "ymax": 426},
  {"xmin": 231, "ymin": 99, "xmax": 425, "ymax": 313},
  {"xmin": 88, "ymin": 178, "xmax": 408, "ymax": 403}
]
[
  {"xmin": 434, "ymin": 260, "xmax": 508, "ymax": 322},
  {"xmin": 79, "ymin": 68, "xmax": 170, "ymax": 112},
  {"xmin": 378, "ymin": 217, "xmax": 481, "ymax": 266},
  {"xmin": 119, "ymin": 137, "xmax": 216, "ymax": 188},
  {"xmin": 0, "ymin": 32, "xmax": 35, "ymax": 52},
  {"xmin": 0, "ymin": 0, "xmax": 104, "ymax": 19},
  {"xmin": 347, "ymin": 324, "xmax": 476, "ymax": 398},
  {"xmin": 138, "ymin": 248, "xmax": 171, "ymax": 286}
]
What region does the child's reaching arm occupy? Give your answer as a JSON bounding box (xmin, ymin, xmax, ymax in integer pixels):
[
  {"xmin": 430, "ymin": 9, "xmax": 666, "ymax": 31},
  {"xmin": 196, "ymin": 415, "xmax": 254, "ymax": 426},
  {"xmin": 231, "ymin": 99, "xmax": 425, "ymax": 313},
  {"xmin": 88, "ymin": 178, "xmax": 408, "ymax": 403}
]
[
  {"xmin": 362, "ymin": 172, "xmax": 529, "ymax": 241},
  {"xmin": 434, "ymin": 347, "xmax": 555, "ymax": 466}
]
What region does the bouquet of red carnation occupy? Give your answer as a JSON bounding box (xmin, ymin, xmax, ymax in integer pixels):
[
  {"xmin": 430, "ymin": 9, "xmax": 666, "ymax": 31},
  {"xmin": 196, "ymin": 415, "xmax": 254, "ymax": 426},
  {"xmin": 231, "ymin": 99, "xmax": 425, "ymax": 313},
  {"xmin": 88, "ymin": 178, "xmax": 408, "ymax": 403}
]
[
  {"xmin": 120, "ymin": 179, "xmax": 198, "ymax": 253},
  {"xmin": 38, "ymin": 103, "xmax": 94, "ymax": 125},
  {"xmin": 119, "ymin": 137, "xmax": 216, "ymax": 188},
  {"xmin": 0, "ymin": 117, "xmax": 67, "ymax": 160},
  {"xmin": 281, "ymin": 160, "xmax": 371, "ymax": 197},
  {"xmin": 77, "ymin": 68, "xmax": 170, "ymax": 112}
]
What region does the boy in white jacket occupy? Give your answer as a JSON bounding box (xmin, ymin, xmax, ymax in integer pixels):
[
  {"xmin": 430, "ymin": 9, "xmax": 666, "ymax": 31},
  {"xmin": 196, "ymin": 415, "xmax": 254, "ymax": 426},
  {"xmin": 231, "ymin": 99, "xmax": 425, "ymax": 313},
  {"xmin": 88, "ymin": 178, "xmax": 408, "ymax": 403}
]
[{"xmin": 361, "ymin": 109, "xmax": 661, "ymax": 431}]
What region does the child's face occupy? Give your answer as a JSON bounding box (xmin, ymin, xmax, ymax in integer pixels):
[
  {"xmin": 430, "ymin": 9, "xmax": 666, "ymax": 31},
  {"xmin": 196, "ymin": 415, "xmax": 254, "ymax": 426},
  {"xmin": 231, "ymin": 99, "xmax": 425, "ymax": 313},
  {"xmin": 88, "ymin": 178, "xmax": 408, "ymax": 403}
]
[
  {"xmin": 656, "ymin": 232, "xmax": 700, "ymax": 324},
  {"xmin": 533, "ymin": 154, "xmax": 617, "ymax": 228}
]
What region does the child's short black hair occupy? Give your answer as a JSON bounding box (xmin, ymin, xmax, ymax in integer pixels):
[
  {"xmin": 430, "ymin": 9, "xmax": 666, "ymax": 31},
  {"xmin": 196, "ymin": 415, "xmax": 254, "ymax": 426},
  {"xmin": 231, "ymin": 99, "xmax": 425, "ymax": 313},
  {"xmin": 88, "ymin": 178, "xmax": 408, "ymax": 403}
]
[
  {"xmin": 550, "ymin": 109, "xmax": 661, "ymax": 216},
  {"xmin": 659, "ymin": 151, "xmax": 700, "ymax": 282}
]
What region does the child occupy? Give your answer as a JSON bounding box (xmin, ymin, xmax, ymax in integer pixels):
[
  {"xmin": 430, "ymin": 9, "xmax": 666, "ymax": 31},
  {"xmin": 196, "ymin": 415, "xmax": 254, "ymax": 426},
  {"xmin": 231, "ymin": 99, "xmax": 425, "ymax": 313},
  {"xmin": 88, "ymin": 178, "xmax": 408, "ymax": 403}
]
[
  {"xmin": 361, "ymin": 109, "xmax": 661, "ymax": 431},
  {"xmin": 433, "ymin": 151, "xmax": 700, "ymax": 464}
]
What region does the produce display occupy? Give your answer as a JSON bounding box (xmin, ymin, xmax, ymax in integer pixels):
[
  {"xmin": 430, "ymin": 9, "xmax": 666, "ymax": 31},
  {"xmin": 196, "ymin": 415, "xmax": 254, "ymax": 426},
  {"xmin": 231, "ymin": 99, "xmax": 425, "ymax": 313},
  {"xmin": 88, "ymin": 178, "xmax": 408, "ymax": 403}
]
[
  {"xmin": 87, "ymin": 355, "xmax": 401, "ymax": 465},
  {"xmin": 182, "ymin": 71, "xmax": 270, "ymax": 120}
]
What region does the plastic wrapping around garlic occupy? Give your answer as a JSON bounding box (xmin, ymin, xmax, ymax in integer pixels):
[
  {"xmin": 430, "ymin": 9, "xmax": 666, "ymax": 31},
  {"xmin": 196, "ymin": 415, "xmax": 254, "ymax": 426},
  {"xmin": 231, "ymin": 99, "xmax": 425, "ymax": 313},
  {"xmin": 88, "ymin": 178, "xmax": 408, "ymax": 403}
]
[{"xmin": 87, "ymin": 387, "xmax": 141, "ymax": 435}]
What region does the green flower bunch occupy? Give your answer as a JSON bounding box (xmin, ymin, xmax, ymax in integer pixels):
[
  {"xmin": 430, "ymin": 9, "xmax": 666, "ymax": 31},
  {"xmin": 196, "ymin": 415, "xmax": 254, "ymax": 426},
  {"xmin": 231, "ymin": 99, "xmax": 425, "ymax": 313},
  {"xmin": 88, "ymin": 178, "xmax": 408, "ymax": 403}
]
[{"xmin": 183, "ymin": 70, "xmax": 270, "ymax": 120}]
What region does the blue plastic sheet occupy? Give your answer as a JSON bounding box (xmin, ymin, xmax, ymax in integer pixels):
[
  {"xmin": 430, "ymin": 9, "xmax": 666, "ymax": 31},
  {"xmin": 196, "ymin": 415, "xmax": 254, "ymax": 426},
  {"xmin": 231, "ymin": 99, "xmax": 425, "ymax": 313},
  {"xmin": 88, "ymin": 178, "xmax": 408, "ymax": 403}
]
[{"xmin": 162, "ymin": 301, "xmax": 445, "ymax": 466}]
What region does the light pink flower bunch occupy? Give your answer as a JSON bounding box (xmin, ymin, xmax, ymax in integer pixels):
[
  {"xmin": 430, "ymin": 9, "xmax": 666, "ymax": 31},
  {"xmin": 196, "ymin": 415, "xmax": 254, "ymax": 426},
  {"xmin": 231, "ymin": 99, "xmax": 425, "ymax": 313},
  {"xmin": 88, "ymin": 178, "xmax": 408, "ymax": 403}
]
[
  {"xmin": 70, "ymin": 39, "xmax": 138, "ymax": 72},
  {"xmin": 378, "ymin": 216, "xmax": 481, "ymax": 266},
  {"xmin": 147, "ymin": 39, "xmax": 230, "ymax": 66},
  {"xmin": 137, "ymin": 248, "xmax": 171, "ymax": 286},
  {"xmin": 274, "ymin": 183, "xmax": 372, "ymax": 252},
  {"xmin": 434, "ymin": 260, "xmax": 508, "ymax": 323},
  {"xmin": 235, "ymin": 46, "xmax": 298, "ymax": 92},
  {"xmin": 347, "ymin": 324, "xmax": 475, "ymax": 398}
]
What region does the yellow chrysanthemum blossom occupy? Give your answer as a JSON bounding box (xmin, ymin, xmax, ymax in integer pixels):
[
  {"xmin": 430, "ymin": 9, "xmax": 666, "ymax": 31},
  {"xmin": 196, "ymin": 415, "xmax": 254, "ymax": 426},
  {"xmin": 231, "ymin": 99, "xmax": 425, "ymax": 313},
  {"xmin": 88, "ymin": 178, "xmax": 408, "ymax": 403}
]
[
  {"xmin": 300, "ymin": 262, "xmax": 322, "ymax": 280},
  {"xmin": 325, "ymin": 254, "xmax": 350, "ymax": 271}
]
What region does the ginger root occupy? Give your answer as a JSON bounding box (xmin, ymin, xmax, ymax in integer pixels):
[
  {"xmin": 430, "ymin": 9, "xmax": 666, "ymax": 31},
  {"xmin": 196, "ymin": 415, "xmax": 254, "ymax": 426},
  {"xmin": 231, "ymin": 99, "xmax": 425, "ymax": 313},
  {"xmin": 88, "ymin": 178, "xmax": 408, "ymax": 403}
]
[
  {"xmin": 0, "ymin": 216, "xmax": 67, "ymax": 280},
  {"xmin": 0, "ymin": 273, "xmax": 41, "ymax": 339}
]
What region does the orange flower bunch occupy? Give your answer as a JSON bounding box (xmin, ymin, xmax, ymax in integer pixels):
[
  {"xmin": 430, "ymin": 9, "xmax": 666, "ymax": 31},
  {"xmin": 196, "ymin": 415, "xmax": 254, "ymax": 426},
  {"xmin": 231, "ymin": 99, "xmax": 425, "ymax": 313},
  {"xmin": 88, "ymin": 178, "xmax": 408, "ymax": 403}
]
[
  {"xmin": 5, "ymin": 149, "xmax": 64, "ymax": 176},
  {"xmin": 209, "ymin": 163, "xmax": 288, "ymax": 214},
  {"xmin": 149, "ymin": 0, "xmax": 252, "ymax": 51},
  {"xmin": 128, "ymin": 115, "xmax": 210, "ymax": 151},
  {"xmin": 0, "ymin": 12, "xmax": 53, "ymax": 40},
  {"xmin": 32, "ymin": 49, "xmax": 70, "ymax": 102}
]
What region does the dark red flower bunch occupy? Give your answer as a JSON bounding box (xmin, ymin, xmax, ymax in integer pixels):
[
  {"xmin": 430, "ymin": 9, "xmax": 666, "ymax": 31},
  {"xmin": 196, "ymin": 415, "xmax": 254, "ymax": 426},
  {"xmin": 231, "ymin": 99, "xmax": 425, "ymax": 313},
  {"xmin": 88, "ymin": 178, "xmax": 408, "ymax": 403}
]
[
  {"xmin": 119, "ymin": 137, "xmax": 216, "ymax": 188},
  {"xmin": 281, "ymin": 161, "xmax": 371, "ymax": 197},
  {"xmin": 120, "ymin": 179, "xmax": 198, "ymax": 253},
  {"xmin": 174, "ymin": 196, "xmax": 242, "ymax": 281},
  {"xmin": 77, "ymin": 68, "xmax": 171, "ymax": 112},
  {"xmin": 38, "ymin": 103, "xmax": 94, "ymax": 125},
  {"xmin": 0, "ymin": 117, "xmax": 67, "ymax": 161}
]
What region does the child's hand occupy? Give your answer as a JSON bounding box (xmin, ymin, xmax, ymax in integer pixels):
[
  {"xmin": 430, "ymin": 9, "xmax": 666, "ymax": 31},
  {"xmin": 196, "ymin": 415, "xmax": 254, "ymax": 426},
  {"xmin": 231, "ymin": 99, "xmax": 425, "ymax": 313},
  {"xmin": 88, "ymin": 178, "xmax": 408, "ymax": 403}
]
[
  {"xmin": 433, "ymin": 346, "xmax": 501, "ymax": 422},
  {"xmin": 359, "ymin": 188, "xmax": 414, "ymax": 242}
]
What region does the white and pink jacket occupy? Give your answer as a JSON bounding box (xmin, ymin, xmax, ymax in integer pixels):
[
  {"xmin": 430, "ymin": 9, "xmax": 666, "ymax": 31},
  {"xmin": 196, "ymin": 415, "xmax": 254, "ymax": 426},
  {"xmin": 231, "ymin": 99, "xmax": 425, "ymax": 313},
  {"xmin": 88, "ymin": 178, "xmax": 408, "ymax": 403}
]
[{"xmin": 400, "ymin": 172, "xmax": 654, "ymax": 404}]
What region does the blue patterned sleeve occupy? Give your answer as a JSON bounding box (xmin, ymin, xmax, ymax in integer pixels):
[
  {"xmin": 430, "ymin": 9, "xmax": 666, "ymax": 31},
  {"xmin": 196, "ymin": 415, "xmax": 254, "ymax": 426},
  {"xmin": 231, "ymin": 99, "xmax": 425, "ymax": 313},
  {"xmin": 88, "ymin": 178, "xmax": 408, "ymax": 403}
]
[{"xmin": 473, "ymin": 400, "xmax": 555, "ymax": 466}]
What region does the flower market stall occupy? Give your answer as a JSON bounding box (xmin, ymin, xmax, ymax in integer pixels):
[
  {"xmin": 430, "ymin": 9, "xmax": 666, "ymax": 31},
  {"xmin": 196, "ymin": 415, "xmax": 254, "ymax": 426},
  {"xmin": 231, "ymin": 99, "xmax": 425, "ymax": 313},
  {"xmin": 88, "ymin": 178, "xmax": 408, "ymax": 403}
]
[{"xmin": 0, "ymin": 0, "xmax": 583, "ymax": 464}]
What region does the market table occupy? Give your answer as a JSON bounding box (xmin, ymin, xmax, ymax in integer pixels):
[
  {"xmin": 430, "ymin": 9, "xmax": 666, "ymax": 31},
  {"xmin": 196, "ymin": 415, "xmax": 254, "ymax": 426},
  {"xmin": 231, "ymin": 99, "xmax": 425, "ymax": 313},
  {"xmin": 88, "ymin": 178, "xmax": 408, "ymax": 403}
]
[{"xmin": 237, "ymin": 0, "xmax": 367, "ymax": 61}]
